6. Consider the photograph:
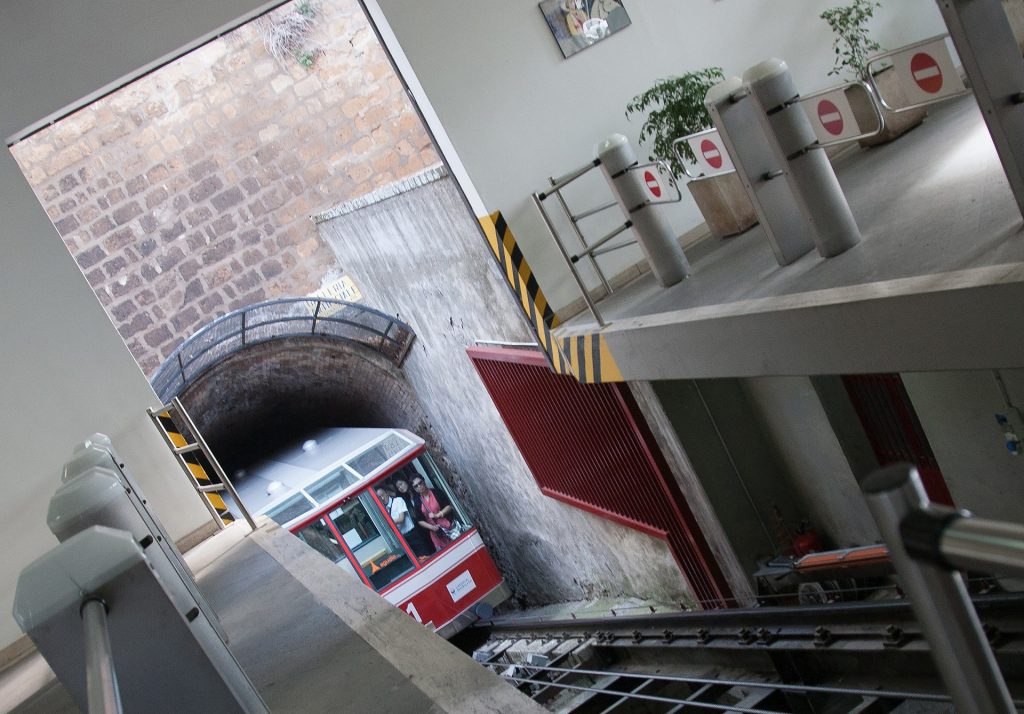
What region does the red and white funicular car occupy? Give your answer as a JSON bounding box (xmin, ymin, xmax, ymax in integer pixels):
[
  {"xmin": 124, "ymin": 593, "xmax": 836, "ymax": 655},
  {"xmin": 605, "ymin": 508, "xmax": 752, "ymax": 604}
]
[{"xmin": 232, "ymin": 427, "xmax": 510, "ymax": 637}]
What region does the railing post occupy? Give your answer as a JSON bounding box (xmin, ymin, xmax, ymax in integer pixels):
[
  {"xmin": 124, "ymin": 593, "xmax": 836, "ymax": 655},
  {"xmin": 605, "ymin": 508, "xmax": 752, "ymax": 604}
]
[
  {"xmin": 311, "ymin": 300, "xmax": 321, "ymax": 335},
  {"xmin": 861, "ymin": 464, "xmax": 1015, "ymax": 714},
  {"xmin": 240, "ymin": 310, "xmax": 246, "ymax": 346}
]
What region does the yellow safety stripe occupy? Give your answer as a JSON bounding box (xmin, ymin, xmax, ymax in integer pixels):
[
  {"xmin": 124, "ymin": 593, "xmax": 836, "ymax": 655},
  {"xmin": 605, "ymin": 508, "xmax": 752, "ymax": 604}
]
[
  {"xmin": 478, "ymin": 211, "xmax": 623, "ymax": 383},
  {"xmin": 154, "ymin": 407, "xmax": 234, "ymax": 524}
]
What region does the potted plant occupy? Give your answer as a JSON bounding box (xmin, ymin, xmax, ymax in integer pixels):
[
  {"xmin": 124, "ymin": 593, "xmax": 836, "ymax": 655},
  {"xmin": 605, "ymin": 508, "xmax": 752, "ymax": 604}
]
[
  {"xmin": 821, "ymin": 0, "xmax": 925, "ymax": 146},
  {"xmin": 626, "ymin": 68, "xmax": 757, "ymax": 239}
]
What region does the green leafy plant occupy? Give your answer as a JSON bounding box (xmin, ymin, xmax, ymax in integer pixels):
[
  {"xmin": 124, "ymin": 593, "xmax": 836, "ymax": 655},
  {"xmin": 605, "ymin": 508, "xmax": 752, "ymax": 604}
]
[
  {"xmin": 820, "ymin": 0, "xmax": 882, "ymax": 82},
  {"xmin": 625, "ymin": 68, "xmax": 725, "ymax": 178}
]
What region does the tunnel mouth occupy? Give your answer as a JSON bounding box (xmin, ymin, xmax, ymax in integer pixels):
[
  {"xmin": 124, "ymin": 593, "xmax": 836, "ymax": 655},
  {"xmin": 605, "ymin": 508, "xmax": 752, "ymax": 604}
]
[
  {"xmin": 151, "ymin": 297, "xmax": 415, "ymax": 404},
  {"xmin": 175, "ymin": 335, "xmax": 430, "ymax": 476}
]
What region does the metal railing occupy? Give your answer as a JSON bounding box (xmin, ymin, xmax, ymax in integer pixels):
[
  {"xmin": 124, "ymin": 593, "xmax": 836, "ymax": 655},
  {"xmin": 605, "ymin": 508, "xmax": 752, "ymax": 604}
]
[
  {"xmin": 150, "ymin": 298, "xmax": 416, "ymax": 401},
  {"xmin": 532, "ymin": 157, "xmax": 681, "ymax": 326},
  {"xmin": 863, "ymin": 464, "xmax": 1021, "ymax": 714}
]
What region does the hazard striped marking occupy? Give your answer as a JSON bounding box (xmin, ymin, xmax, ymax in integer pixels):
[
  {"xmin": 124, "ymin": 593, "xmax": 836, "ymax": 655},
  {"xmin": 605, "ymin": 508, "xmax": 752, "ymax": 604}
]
[
  {"xmin": 156, "ymin": 410, "xmax": 234, "ymax": 525},
  {"xmin": 477, "ymin": 212, "xmax": 622, "ymax": 384}
]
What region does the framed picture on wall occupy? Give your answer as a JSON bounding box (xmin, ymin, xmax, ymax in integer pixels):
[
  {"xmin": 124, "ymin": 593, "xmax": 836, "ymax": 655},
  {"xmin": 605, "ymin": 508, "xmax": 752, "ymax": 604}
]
[{"xmin": 539, "ymin": 0, "xmax": 631, "ymax": 59}]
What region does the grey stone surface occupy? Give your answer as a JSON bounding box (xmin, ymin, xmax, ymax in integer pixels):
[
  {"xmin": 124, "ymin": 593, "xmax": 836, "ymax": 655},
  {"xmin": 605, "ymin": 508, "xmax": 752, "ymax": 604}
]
[{"xmin": 318, "ymin": 176, "xmax": 692, "ymax": 607}]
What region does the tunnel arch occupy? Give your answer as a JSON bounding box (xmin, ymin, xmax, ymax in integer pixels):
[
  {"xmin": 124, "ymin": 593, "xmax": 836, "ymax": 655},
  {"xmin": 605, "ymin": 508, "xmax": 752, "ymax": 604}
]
[{"xmin": 176, "ymin": 335, "xmax": 434, "ymax": 476}]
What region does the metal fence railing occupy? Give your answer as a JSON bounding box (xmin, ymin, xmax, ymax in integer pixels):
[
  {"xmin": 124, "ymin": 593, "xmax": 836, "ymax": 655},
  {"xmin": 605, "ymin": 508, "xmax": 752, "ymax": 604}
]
[{"xmin": 150, "ymin": 298, "xmax": 416, "ymax": 402}]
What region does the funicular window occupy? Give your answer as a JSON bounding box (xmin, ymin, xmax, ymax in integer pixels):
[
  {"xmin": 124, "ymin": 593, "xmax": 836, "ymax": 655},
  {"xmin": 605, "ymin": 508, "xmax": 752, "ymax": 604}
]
[
  {"xmin": 385, "ymin": 454, "xmax": 472, "ymax": 556},
  {"xmin": 328, "ymin": 493, "xmax": 414, "ymax": 590},
  {"xmin": 305, "ymin": 465, "xmax": 360, "ymax": 505},
  {"xmin": 347, "ymin": 432, "xmax": 409, "ymax": 476},
  {"xmin": 266, "ymin": 493, "xmax": 315, "ymax": 526},
  {"xmin": 294, "ymin": 518, "xmax": 359, "ymax": 579}
]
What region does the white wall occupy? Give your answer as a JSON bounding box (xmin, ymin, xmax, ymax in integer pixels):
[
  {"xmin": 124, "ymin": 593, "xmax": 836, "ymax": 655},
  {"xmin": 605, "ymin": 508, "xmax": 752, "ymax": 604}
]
[
  {"xmin": 372, "ymin": 0, "xmax": 946, "ymax": 310},
  {"xmin": 743, "ymin": 376, "xmax": 880, "ymax": 547},
  {"xmin": 0, "ymin": 0, "xmax": 275, "ymax": 650},
  {"xmin": 903, "ymin": 369, "xmax": 1024, "ymax": 521}
]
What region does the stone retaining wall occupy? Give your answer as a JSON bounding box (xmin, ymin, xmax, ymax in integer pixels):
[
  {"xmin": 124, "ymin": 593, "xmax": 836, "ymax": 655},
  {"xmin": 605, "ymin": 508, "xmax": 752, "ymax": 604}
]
[{"xmin": 10, "ymin": 0, "xmax": 437, "ymax": 375}]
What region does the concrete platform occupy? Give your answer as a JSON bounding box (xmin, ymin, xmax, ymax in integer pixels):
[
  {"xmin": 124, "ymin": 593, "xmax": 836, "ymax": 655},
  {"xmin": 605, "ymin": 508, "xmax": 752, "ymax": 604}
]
[
  {"xmin": 5, "ymin": 521, "xmax": 541, "ymax": 713},
  {"xmin": 558, "ymin": 96, "xmax": 1024, "ymax": 379}
]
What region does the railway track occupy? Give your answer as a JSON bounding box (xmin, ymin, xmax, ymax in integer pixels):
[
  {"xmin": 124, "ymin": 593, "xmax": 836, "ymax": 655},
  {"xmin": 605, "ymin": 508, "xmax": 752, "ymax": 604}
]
[{"xmin": 472, "ymin": 594, "xmax": 1024, "ymax": 713}]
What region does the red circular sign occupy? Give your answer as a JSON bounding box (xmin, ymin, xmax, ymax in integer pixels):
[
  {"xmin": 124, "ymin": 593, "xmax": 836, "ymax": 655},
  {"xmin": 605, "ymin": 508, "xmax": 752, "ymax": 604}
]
[
  {"xmin": 700, "ymin": 139, "xmax": 723, "ymax": 170},
  {"xmin": 816, "ymin": 99, "xmax": 844, "ymax": 136},
  {"xmin": 643, "ymin": 170, "xmax": 661, "ymax": 198},
  {"xmin": 910, "ymin": 52, "xmax": 943, "ymax": 94}
]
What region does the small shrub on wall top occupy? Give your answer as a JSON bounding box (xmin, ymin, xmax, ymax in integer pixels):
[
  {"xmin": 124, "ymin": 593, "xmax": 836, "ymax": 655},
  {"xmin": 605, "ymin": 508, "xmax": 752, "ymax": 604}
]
[
  {"xmin": 625, "ymin": 68, "xmax": 725, "ymax": 178},
  {"xmin": 821, "ymin": 0, "xmax": 882, "ymax": 82}
]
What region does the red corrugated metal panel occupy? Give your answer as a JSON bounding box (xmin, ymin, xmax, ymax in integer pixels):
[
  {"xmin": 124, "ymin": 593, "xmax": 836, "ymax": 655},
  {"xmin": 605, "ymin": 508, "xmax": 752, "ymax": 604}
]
[
  {"xmin": 843, "ymin": 373, "xmax": 954, "ymax": 506},
  {"xmin": 468, "ymin": 345, "xmax": 731, "ymax": 608}
]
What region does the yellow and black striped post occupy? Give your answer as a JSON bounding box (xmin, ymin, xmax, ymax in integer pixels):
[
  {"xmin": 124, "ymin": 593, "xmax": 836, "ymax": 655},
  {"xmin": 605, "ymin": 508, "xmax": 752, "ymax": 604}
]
[
  {"xmin": 155, "ymin": 410, "xmax": 235, "ymax": 526},
  {"xmin": 479, "ymin": 211, "xmax": 622, "ymax": 383}
]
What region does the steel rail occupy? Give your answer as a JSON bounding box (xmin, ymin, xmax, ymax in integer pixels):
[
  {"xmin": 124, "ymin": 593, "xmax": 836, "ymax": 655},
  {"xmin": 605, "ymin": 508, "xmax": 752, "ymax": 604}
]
[{"xmin": 479, "ymin": 592, "xmax": 1024, "ymax": 639}]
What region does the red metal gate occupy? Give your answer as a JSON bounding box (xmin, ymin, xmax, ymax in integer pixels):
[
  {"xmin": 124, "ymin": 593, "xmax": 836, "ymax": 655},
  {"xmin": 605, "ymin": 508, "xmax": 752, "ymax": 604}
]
[
  {"xmin": 468, "ymin": 345, "xmax": 731, "ymax": 608},
  {"xmin": 842, "ymin": 373, "xmax": 954, "ymax": 505}
]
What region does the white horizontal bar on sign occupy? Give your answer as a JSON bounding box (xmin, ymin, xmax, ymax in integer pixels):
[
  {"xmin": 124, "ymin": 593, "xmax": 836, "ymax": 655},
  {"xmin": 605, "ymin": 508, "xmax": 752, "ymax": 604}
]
[
  {"xmin": 800, "ymin": 86, "xmax": 863, "ymax": 144},
  {"xmin": 890, "ymin": 36, "xmax": 965, "ymax": 107},
  {"xmin": 686, "ymin": 130, "xmax": 734, "ymax": 178}
]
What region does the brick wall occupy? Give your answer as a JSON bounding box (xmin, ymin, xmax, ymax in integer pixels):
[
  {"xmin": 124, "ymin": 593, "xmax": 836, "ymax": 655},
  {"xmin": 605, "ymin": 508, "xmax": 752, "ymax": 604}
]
[{"xmin": 10, "ymin": 0, "xmax": 438, "ymax": 376}]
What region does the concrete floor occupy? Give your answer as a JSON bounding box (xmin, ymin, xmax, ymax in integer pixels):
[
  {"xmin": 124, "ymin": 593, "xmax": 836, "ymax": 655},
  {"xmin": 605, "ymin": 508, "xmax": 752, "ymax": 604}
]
[
  {"xmin": 5, "ymin": 522, "xmax": 541, "ymax": 713},
  {"xmin": 568, "ymin": 95, "xmax": 1023, "ymax": 323}
]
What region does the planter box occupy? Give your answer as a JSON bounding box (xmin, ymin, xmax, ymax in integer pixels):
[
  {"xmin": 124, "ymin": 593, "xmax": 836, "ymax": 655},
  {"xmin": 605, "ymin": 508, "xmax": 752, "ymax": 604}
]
[
  {"xmin": 848, "ymin": 66, "xmax": 927, "ymax": 148},
  {"xmin": 687, "ymin": 171, "xmax": 758, "ymax": 239}
]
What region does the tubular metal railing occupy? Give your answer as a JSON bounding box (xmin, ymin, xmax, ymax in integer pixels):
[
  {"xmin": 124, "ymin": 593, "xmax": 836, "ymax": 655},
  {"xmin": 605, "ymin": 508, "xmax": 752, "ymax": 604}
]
[
  {"xmin": 150, "ymin": 298, "xmax": 416, "ymax": 401},
  {"xmin": 863, "ymin": 464, "xmax": 1022, "ymax": 714}
]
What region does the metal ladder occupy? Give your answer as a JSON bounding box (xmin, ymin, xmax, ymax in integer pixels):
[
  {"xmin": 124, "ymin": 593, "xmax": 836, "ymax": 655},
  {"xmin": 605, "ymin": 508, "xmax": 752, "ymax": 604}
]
[{"xmin": 148, "ymin": 397, "xmax": 257, "ymax": 531}]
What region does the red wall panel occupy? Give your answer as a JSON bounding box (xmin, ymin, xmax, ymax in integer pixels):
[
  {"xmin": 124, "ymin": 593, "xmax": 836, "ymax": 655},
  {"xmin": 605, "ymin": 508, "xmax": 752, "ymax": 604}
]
[{"xmin": 468, "ymin": 346, "xmax": 731, "ymax": 608}]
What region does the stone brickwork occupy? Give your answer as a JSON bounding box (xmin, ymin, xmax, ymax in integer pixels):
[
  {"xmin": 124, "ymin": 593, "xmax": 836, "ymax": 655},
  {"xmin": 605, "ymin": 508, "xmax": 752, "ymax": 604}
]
[{"xmin": 10, "ymin": 0, "xmax": 438, "ymax": 376}]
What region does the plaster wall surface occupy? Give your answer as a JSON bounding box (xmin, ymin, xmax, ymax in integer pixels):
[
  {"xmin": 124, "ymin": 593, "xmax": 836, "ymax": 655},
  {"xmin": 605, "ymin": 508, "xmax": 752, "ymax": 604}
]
[
  {"xmin": 902, "ymin": 369, "xmax": 1024, "ymax": 522},
  {"xmin": 371, "ymin": 0, "xmax": 947, "ymax": 311},
  {"xmin": 742, "ymin": 376, "xmax": 880, "ymax": 548},
  {"xmin": 318, "ymin": 176, "xmax": 691, "ymax": 605},
  {"xmin": 0, "ymin": 0, "xmax": 279, "ymax": 650}
]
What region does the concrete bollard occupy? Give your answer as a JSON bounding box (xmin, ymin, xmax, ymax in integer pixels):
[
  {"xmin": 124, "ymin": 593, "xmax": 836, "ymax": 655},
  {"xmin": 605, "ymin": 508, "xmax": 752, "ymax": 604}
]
[
  {"xmin": 596, "ymin": 134, "xmax": 690, "ymax": 286},
  {"xmin": 743, "ymin": 59, "xmax": 861, "ymax": 258}
]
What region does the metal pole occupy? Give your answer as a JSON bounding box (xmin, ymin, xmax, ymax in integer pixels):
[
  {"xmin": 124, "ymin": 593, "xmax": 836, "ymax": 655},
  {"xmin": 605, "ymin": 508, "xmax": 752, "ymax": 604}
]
[
  {"xmin": 538, "ymin": 158, "xmax": 601, "ymax": 199},
  {"xmin": 861, "ymin": 464, "xmax": 1014, "ymax": 714},
  {"xmin": 935, "ymin": 0, "xmax": 1024, "ymax": 219},
  {"xmin": 571, "ymin": 221, "xmax": 633, "ymax": 263},
  {"xmin": 531, "ymin": 192, "xmax": 604, "ymax": 326},
  {"xmin": 926, "ymin": 515, "xmax": 1024, "ymax": 578},
  {"xmin": 549, "ymin": 185, "xmax": 612, "ymax": 294},
  {"xmin": 81, "ymin": 599, "xmax": 122, "ymax": 714}
]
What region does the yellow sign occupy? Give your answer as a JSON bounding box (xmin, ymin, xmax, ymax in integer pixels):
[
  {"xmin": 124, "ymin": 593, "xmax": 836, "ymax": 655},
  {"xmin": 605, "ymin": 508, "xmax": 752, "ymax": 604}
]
[{"xmin": 313, "ymin": 275, "xmax": 362, "ymax": 303}]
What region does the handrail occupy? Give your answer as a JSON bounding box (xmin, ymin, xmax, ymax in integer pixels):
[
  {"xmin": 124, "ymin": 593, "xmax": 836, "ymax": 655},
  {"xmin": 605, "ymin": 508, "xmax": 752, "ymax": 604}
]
[{"xmin": 150, "ymin": 298, "xmax": 416, "ymax": 401}]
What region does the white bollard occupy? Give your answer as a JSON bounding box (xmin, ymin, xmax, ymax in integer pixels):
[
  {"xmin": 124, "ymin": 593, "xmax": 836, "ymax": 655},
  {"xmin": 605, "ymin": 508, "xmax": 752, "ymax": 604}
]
[{"xmin": 596, "ymin": 134, "xmax": 690, "ymax": 287}]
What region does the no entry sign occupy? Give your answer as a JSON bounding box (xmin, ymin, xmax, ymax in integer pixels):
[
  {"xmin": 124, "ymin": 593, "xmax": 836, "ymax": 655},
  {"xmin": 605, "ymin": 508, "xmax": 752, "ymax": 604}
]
[
  {"xmin": 817, "ymin": 99, "xmax": 844, "ymax": 135},
  {"xmin": 800, "ymin": 86, "xmax": 861, "ymax": 144},
  {"xmin": 701, "ymin": 139, "xmax": 723, "ymax": 169},
  {"xmin": 890, "ymin": 36, "xmax": 964, "ymax": 107},
  {"xmin": 910, "ymin": 52, "xmax": 942, "ymax": 94},
  {"xmin": 643, "ymin": 170, "xmax": 662, "ymax": 198},
  {"xmin": 686, "ymin": 130, "xmax": 734, "ymax": 177}
]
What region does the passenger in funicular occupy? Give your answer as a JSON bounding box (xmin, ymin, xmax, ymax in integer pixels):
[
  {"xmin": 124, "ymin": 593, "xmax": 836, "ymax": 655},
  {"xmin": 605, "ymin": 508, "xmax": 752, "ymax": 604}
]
[
  {"xmin": 389, "ymin": 477, "xmax": 435, "ymax": 559},
  {"xmin": 412, "ymin": 476, "xmax": 455, "ymax": 552}
]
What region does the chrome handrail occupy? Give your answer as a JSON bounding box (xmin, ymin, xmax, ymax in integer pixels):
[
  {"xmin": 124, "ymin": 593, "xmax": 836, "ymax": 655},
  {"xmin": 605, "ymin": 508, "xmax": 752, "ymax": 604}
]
[{"xmin": 150, "ymin": 298, "xmax": 416, "ymax": 401}]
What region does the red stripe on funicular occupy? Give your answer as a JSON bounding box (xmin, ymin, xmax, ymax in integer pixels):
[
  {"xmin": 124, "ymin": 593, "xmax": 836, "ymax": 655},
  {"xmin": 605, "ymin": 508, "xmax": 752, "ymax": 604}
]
[{"xmin": 391, "ymin": 546, "xmax": 504, "ymax": 631}]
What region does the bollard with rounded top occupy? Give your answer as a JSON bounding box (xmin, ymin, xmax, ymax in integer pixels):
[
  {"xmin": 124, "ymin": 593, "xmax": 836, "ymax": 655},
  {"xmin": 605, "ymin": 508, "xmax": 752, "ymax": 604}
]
[
  {"xmin": 704, "ymin": 77, "xmax": 815, "ymax": 265},
  {"xmin": 743, "ymin": 58, "xmax": 861, "ymax": 258},
  {"xmin": 861, "ymin": 464, "xmax": 1014, "ymax": 714},
  {"xmin": 596, "ymin": 134, "xmax": 690, "ymax": 287},
  {"xmin": 54, "ymin": 443, "xmax": 229, "ymax": 642}
]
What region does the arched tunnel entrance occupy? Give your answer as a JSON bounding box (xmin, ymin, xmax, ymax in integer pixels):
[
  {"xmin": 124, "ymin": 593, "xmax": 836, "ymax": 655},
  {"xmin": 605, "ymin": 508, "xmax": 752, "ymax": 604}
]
[{"xmin": 175, "ymin": 335, "xmax": 432, "ymax": 476}]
